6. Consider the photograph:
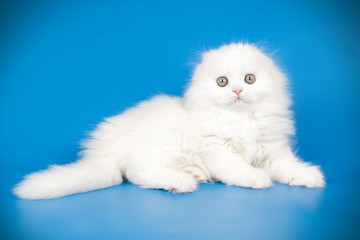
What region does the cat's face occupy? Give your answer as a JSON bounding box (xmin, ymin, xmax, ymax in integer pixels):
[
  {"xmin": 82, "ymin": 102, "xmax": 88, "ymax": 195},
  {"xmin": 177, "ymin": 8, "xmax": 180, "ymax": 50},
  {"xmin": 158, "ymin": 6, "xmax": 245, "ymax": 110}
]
[{"xmin": 187, "ymin": 43, "xmax": 287, "ymax": 109}]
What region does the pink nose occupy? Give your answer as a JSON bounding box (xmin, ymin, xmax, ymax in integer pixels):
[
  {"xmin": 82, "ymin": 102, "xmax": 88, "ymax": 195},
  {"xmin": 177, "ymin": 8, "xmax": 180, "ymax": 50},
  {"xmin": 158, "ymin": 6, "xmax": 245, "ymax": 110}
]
[{"xmin": 232, "ymin": 89, "xmax": 243, "ymax": 96}]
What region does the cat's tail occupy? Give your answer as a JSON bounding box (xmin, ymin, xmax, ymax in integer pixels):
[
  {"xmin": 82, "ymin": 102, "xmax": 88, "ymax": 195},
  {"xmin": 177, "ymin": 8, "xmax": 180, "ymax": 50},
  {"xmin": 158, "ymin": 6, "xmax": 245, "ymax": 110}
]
[{"xmin": 13, "ymin": 161, "xmax": 123, "ymax": 199}]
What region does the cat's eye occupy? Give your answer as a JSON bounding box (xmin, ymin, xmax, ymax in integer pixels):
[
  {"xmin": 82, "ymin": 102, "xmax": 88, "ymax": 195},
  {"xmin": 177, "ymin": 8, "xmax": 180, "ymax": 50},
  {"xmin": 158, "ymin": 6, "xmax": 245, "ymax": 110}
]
[
  {"xmin": 217, "ymin": 76, "xmax": 228, "ymax": 87},
  {"xmin": 244, "ymin": 74, "xmax": 256, "ymax": 84}
]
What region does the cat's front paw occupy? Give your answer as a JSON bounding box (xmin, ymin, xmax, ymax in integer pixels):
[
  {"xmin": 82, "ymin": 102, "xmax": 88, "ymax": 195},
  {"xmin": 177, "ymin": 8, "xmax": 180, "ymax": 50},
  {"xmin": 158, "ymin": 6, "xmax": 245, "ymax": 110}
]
[
  {"xmin": 224, "ymin": 168, "xmax": 273, "ymax": 189},
  {"xmin": 167, "ymin": 173, "xmax": 198, "ymax": 194},
  {"xmin": 289, "ymin": 166, "xmax": 325, "ymax": 188},
  {"xmin": 246, "ymin": 168, "xmax": 273, "ymax": 189}
]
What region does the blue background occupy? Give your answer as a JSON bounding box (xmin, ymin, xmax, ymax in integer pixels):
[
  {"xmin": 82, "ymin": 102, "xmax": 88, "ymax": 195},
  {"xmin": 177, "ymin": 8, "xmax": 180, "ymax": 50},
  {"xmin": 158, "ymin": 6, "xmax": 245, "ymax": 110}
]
[{"xmin": 1, "ymin": 0, "xmax": 359, "ymax": 239}]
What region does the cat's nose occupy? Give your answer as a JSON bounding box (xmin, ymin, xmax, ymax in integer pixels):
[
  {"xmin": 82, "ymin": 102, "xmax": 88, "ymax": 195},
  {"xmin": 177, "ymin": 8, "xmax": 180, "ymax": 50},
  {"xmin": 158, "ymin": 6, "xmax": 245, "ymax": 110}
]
[{"xmin": 232, "ymin": 89, "xmax": 243, "ymax": 96}]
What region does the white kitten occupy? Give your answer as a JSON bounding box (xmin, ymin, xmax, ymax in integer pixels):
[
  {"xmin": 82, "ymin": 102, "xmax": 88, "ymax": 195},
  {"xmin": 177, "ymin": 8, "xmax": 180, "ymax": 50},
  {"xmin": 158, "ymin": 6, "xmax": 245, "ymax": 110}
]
[{"xmin": 13, "ymin": 43, "xmax": 325, "ymax": 199}]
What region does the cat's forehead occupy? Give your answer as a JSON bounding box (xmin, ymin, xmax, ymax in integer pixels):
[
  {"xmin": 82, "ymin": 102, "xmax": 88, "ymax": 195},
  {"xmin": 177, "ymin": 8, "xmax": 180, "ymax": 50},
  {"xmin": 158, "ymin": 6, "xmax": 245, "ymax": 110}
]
[{"xmin": 201, "ymin": 43, "xmax": 272, "ymax": 72}]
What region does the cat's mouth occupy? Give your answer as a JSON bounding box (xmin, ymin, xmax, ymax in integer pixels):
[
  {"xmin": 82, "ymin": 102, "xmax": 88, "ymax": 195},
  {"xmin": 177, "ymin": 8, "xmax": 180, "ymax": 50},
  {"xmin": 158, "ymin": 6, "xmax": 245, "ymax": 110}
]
[
  {"xmin": 231, "ymin": 97, "xmax": 243, "ymax": 106},
  {"xmin": 234, "ymin": 96, "xmax": 243, "ymax": 102},
  {"xmin": 232, "ymin": 96, "xmax": 250, "ymax": 105}
]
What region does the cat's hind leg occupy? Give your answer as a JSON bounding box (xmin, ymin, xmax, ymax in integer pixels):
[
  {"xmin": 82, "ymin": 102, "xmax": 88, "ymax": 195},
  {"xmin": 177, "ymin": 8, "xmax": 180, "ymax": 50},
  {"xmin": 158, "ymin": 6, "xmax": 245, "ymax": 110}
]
[
  {"xmin": 183, "ymin": 165, "xmax": 210, "ymax": 183},
  {"xmin": 125, "ymin": 165, "xmax": 198, "ymax": 193}
]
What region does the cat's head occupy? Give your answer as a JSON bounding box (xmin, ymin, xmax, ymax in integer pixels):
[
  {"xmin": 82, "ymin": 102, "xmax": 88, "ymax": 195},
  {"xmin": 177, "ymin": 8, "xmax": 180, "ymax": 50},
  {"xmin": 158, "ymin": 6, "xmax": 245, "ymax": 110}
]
[{"xmin": 185, "ymin": 43, "xmax": 289, "ymax": 110}]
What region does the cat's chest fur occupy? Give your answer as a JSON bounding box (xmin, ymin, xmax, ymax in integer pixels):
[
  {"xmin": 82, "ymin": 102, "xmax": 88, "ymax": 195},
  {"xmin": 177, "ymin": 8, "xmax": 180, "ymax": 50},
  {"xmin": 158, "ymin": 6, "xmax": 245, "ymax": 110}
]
[{"xmin": 194, "ymin": 108, "xmax": 266, "ymax": 164}]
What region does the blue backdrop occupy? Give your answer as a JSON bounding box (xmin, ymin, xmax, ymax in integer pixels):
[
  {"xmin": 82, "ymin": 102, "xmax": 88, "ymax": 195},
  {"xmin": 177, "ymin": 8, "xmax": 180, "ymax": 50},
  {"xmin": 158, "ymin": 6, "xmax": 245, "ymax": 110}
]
[{"xmin": 1, "ymin": 0, "xmax": 359, "ymax": 239}]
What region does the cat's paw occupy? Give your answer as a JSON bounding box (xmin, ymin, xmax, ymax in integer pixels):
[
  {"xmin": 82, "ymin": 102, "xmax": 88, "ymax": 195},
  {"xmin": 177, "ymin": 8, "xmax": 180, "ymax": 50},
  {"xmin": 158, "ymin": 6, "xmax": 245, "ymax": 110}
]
[
  {"xmin": 184, "ymin": 166, "xmax": 209, "ymax": 183},
  {"xmin": 245, "ymin": 168, "xmax": 273, "ymax": 189},
  {"xmin": 167, "ymin": 173, "xmax": 198, "ymax": 193},
  {"xmin": 288, "ymin": 166, "xmax": 325, "ymax": 188},
  {"xmin": 224, "ymin": 168, "xmax": 273, "ymax": 189}
]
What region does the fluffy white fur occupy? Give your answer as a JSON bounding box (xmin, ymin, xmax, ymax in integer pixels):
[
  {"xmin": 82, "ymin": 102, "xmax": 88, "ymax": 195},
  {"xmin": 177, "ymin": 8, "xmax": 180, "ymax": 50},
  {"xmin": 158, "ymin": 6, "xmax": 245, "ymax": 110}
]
[{"xmin": 13, "ymin": 43, "xmax": 325, "ymax": 199}]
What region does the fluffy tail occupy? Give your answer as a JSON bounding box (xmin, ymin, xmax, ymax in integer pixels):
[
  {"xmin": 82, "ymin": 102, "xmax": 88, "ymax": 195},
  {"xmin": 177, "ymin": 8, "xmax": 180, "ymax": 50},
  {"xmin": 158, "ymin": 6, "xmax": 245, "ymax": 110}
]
[{"xmin": 13, "ymin": 161, "xmax": 123, "ymax": 199}]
